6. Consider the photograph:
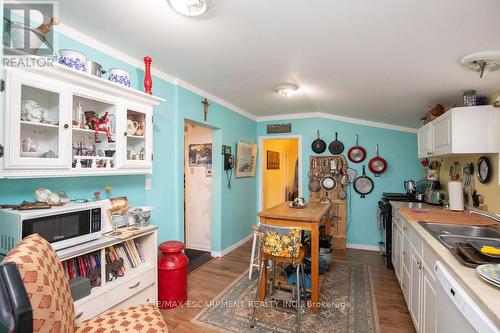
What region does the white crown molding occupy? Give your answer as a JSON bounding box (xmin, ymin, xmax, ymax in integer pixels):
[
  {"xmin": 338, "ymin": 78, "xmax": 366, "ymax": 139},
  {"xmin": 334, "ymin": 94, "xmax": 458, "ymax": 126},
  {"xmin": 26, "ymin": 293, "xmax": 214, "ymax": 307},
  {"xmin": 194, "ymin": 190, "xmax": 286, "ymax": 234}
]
[
  {"xmin": 57, "ymin": 23, "xmax": 257, "ymax": 121},
  {"xmin": 256, "ymin": 112, "xmax": 418, "ymax": 133},
  {"xmin": 56, "ymin": 24, "xmax": 417, "ymax": 131}
]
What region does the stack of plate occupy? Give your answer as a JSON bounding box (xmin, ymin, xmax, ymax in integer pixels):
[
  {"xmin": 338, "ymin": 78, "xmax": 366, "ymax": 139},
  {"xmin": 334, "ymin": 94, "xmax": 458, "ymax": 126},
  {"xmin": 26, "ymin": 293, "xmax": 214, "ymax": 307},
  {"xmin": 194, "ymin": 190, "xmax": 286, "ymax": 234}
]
[{"xmin": 476, "ymin": 264, "xmax": 500, "ymax": 288}]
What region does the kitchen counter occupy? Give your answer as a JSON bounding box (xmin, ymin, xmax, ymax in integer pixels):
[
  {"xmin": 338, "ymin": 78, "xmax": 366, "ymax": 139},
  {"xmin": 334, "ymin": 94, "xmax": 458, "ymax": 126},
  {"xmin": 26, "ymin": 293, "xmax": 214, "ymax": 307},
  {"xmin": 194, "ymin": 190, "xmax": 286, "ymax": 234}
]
[{"xmin": 390, "ymin": 201, "xmax": 500, "ymax": 327}]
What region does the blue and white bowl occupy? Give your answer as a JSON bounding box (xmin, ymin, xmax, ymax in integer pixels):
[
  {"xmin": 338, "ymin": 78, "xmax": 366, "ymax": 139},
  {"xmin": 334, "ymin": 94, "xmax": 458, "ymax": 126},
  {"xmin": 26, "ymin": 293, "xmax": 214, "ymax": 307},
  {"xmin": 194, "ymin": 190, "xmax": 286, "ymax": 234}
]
[
  {"xmin": 58, "ymin": 49, "xmax": 87, "ymax": 72},
  {"xmin": 108, "ymin": 68, "xmax": 131, "ymax": 87}
]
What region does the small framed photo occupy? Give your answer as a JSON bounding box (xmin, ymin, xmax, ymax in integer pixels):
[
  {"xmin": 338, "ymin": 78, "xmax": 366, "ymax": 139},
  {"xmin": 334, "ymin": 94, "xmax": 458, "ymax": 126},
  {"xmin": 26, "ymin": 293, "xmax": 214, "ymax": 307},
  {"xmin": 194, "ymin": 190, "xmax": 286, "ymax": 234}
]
[
  {"xmin": 266, "ymin": 150, "xmax": 280, "ymax": 170},
  {"xmin": 236, "ymin": 141, "xmax": 257, "ymax": 178}
]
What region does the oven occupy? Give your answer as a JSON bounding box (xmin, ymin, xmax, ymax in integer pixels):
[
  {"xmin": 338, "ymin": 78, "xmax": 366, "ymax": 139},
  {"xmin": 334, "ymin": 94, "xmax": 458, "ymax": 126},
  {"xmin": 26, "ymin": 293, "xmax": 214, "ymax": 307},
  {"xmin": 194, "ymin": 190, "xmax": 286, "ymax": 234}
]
[{"xmin": 377, "ymin": 199, "xmax": 393, "ymax": 269}]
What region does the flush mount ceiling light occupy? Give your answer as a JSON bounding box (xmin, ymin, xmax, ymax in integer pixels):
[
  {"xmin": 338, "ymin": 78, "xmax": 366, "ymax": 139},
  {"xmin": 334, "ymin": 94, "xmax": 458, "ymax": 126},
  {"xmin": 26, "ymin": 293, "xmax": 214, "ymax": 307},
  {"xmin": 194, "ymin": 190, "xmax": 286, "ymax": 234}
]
[
  {"xmin": 276, "ymin": 84, "xmax": 299, "ymax": 97},
  {"xmin": 168, "ymin": 0, "xmax": 208, "ymax": 17},
  {"xmin": 460, "ymin": 51, "xmax": 500, "ymax": 78}
]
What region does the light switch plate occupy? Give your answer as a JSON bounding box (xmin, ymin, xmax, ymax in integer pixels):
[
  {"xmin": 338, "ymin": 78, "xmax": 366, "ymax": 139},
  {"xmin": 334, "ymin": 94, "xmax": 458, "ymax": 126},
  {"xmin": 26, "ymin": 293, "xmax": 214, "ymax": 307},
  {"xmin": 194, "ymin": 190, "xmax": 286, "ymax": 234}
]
[{"xmin": 145, "ymin": 177, "xmax": 152, "ymax": 191}]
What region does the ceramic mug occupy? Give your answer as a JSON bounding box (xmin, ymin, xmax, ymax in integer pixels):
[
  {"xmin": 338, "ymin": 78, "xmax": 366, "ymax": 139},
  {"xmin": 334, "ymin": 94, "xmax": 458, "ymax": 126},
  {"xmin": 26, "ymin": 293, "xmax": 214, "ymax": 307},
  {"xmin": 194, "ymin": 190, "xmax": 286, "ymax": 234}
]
[
  {"xmin": 127, "ymin": 119, "xmax": 139, "ymax": 135},
  {"xmin": 21, "ymin": 137, "xmax": 38, "ymax": 152},
  {"xmin": 108, "ymin": 68, "xmax": 131, "ymax": 87}
]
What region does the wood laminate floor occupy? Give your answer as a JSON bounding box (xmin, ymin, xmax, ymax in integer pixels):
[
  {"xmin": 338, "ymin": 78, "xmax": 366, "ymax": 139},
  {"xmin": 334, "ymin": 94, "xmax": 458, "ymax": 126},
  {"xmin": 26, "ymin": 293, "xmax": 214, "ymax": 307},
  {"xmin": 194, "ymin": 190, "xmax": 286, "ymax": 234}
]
[{"xmin": 160, "ymin": 240, "xmax": 415, "ymax": 333}]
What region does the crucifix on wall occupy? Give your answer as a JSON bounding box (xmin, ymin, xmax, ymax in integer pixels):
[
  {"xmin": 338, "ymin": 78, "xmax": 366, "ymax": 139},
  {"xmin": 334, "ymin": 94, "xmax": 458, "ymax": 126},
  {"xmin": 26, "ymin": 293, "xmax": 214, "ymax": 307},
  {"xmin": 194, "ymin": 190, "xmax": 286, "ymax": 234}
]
[{"xmin": 202, "ymin": 98, "xmax": 210, "ymax": 121}]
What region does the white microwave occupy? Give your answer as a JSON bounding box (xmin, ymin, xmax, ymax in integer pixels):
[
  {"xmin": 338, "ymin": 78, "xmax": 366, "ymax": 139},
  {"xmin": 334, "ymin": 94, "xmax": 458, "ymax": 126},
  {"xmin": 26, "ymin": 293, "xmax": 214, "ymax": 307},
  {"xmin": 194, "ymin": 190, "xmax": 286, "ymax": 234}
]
[{"xmin": 0, "ymin": 200, "xmax": 112, "ymax": 255}]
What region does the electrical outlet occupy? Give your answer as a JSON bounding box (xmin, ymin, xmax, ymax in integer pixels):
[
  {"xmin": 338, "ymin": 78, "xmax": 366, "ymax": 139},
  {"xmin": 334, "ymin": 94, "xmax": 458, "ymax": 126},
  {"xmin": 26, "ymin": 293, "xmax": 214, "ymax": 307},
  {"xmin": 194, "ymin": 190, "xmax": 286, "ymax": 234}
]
[{"xmin": 145, "ymin": 177, "xmax": 152, "ymax": 191}]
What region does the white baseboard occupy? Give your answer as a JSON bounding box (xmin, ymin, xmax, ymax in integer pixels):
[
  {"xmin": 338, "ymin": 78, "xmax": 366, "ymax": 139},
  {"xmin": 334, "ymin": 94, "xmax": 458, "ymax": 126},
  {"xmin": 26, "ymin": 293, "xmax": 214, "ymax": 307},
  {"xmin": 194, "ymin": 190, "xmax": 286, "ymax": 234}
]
[
  {"xmin": 211, "ymin": 233, "xmax": 253, "ymax": 258},
  {"xmin": 346, "ymin": 243, "xmax": 380, "ymax": 251}
]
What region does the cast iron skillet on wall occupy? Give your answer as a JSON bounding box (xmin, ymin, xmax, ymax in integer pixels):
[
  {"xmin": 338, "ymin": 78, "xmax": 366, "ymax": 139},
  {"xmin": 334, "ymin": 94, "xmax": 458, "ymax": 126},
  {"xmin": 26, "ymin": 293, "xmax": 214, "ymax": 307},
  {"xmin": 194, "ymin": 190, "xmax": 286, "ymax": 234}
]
[
  {"xmin": 347, "ymin": 134, "xmax": 367, "ymax": 163},
  {"xmin": 328, "ymin": 132, "xmax": 344, "ymax": 155},
  {"xmin": 353, "ymin": 165, "xmax": 374, "ymax": 198},
  {"xmin": 311, "ymin": 130, "xmax": 326, "ymax": 154}
]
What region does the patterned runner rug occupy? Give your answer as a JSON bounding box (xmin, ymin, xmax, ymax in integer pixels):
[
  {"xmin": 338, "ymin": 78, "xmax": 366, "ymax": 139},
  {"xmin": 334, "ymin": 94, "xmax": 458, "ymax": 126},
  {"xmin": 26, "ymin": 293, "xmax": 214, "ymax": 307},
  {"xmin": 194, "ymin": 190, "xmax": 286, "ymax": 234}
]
[{"xmin": 192, "ymin": 260, "xmax": 380, "ymax": 333}]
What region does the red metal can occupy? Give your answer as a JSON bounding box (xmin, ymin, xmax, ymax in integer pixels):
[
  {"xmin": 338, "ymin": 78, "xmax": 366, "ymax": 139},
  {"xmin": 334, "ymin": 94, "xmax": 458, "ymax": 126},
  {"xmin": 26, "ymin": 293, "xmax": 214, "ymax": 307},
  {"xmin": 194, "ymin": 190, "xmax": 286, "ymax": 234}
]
[{"xmin": 158, "ymin": 241, "xmax": 189, "ymax": 309}]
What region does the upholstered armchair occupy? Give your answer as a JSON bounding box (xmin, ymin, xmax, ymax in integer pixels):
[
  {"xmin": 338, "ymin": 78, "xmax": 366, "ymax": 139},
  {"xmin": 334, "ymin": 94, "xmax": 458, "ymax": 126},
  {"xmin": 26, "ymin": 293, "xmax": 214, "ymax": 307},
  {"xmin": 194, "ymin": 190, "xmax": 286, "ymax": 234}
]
[{"xmin": 1, "ymin": 234, "xmax": 168, "ymax": 333}]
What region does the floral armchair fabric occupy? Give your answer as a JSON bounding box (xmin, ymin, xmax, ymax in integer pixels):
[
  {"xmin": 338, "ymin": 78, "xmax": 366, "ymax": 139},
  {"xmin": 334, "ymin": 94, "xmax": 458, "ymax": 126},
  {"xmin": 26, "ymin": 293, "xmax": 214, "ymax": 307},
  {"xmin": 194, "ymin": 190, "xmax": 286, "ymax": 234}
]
[{"xmin": 2, "ymin": 234, "xmax": 168, "ymax": 333}]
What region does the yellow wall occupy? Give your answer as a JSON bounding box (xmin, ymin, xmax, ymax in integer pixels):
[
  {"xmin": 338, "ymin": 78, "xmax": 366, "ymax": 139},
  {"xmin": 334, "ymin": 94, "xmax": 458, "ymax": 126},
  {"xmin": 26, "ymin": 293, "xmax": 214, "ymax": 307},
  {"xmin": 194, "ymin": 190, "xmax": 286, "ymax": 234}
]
[
  {"xmin": 436, "ymin": 153, "xmax": 500, "ymax": 213},
  {"xmin": 263, "ymin": 139, "xmax": 299, "ymax": 209}
]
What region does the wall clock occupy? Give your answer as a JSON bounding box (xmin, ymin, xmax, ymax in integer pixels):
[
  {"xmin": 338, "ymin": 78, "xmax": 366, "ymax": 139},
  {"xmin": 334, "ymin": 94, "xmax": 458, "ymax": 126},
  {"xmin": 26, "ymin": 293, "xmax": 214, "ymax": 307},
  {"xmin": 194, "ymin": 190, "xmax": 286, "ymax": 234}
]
[{"xmin": 477, "ymin": 156, "xmax": 492, "ymax": 184}]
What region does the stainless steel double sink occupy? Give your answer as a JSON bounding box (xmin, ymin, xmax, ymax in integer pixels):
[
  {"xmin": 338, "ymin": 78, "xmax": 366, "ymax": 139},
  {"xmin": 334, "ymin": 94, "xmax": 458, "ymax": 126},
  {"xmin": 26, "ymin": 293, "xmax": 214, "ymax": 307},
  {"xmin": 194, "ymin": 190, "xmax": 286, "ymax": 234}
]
[{"xmin": 418, "ymin": 221, "xmax": 500, "ymax": 266}]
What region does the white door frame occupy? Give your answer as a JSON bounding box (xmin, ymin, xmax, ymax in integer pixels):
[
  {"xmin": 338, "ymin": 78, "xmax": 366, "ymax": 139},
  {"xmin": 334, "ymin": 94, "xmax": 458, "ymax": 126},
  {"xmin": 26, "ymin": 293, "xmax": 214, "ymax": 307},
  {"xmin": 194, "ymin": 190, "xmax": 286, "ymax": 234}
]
[{"xmin": 258, "ymin": 135, "xmax": 303, "ymax": 213}]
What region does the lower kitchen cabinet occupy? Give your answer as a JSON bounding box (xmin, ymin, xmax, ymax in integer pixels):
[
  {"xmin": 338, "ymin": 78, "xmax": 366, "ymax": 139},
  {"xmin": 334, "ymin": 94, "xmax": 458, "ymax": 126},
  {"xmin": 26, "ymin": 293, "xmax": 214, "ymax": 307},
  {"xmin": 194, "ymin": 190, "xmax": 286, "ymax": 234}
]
[
  {"xmin": 410, "ymin": 250, "xmax": 422, "ymax": 331},
  {"xmin": 393, "ymin": 210, "xmax": 437, "ymax": 333},
  {"xmin": 421, "ymin": 265, "xmax": 437, "ymax": 333}
]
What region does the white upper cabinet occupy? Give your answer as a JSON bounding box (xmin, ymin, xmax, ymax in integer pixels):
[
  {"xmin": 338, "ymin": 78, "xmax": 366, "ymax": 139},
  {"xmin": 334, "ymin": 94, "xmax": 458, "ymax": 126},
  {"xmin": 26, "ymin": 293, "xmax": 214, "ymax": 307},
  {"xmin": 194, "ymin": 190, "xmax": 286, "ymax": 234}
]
[
  {"xmin": 0, "ymin": 66, "xmax": 165, "ymax": 178},
  {"xmin": 417, "ymin": 106, "xmax": 499, "ymax": 158},
  {"xmin": 417, "ymin": 123, "xmax": 432, "ymax": 158},
  {"xmin": 4, "ymin": 70, "xmax": 71, "ymax": 169}
]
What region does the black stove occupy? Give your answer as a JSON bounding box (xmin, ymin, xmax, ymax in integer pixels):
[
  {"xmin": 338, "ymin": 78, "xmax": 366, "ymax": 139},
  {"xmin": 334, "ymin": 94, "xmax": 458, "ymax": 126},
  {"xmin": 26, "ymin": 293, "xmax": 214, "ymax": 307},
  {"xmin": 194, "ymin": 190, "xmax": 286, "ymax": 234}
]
[{"xmin": 377, "ymin": 193, "xmax": 423, "ymax": 269}]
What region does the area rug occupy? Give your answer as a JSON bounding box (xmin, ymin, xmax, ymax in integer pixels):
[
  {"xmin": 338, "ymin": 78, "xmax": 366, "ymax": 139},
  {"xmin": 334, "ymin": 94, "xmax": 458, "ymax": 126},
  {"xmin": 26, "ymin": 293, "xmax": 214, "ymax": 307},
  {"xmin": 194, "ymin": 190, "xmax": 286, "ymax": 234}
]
[
  {"xmin": 192, "ymin": 260, "xmax": 380, "ymax": 333},
  {"xmin": 186, "ymin": 248, "xmax": 214, "ymax": 273}
]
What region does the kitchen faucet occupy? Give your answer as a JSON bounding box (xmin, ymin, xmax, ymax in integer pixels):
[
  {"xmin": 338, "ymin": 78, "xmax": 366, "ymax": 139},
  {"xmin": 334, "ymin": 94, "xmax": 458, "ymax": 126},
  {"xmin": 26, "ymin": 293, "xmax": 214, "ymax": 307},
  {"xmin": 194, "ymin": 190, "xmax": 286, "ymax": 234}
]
[{"xmin": 469, "ymin": 210, "xmax": 500, "ymax": 224}]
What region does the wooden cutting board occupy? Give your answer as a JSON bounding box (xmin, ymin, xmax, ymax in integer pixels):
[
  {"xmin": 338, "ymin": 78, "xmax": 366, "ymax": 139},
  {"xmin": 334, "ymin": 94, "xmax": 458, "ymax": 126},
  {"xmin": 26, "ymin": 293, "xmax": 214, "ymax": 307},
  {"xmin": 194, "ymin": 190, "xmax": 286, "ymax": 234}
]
[{"xmin": 399, "ymin": 208, "xmax": 497, "ymax": 226}]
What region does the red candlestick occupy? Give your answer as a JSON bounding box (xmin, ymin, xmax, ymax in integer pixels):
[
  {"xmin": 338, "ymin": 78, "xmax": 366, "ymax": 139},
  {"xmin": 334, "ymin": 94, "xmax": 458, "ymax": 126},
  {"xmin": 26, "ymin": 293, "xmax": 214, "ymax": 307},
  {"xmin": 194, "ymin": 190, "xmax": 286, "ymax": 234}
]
[{"xmin": 144, "ymin": 56, "xmax": 152, "ymax": 95}]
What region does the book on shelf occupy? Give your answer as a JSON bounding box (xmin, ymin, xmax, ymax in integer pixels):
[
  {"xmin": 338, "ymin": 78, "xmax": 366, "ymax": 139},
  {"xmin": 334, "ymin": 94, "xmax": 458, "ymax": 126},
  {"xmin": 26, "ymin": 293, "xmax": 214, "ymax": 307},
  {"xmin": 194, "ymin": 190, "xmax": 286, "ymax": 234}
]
[
  {"xmin": 104, "ymin": 240, "xmax": 146, "ymax": 280},
  {"xmin": 63, "ymin": 251, "xmax": 101, "ymax": 285}
]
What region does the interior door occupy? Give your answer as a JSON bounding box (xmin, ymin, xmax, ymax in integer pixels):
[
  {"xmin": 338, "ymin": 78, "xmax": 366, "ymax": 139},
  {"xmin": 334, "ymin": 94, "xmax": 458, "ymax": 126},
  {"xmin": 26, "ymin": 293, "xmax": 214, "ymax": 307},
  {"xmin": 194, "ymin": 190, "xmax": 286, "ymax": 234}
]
[{"xmin": 5, "ymin": 69, "xmax": 70, "ymax": 169}]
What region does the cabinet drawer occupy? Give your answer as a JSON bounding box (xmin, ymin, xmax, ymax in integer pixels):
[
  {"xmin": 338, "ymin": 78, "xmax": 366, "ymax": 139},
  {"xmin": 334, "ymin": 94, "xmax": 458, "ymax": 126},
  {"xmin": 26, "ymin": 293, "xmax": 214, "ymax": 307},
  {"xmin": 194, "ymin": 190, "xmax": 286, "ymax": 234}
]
[
  {"xmin": 109, "ymin": 285, "xmax": 156, "ymax": 311},
  {"xmin": 108, "ymin": 267, "xmax": 155, "ymax": 306},
  {"xmin": 74, "ymin": 293, "xmax": 107, "ymax": 323}
]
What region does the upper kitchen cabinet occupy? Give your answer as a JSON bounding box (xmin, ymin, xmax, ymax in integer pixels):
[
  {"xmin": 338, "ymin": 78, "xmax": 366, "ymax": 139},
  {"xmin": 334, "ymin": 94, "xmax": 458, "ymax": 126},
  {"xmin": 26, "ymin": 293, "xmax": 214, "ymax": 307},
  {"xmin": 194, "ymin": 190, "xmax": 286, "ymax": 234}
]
[
  {"xmin": 4, "ymin": 70, "xmax": 71, "ymax": 169},
  {"xmin": 417, "ymin": 106, "xmax": 499, "ymax": 158},
  {"xmin": 0, "ymin": 65, "xmax": 165, "ymax": 179},
  {"xmin": 417, "ymin": 123, "xmax": 432, "ymax": 158}
]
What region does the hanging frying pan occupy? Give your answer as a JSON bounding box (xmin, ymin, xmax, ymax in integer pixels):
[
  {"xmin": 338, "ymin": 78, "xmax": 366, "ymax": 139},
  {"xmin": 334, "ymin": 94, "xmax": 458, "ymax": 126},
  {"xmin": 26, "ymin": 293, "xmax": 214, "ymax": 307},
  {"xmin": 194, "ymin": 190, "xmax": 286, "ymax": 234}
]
[
  {"xmin": 368, "ymin": 144, "xmax": 387, "ymax": 177},
  {"xmin": 311, "ymin": 130, "xmax": 326, "ymax": 154},
  {"xmin": 308, "ymin": 158, "xmax": 321, "ymax": 192},
  {"xmin": 320, "ymin": 175, "xmax": 337, "ymax": 192},
  {"xmin": 347, "ymin": 134, "xmax": 367, "ymax": 163},
  {"xmin": 328, "ymin": 132, "xmax": 344, "ymax": 155},
  {"xmin": 353, "ymin": 165, "xmax": 374, "ymax": 198}
]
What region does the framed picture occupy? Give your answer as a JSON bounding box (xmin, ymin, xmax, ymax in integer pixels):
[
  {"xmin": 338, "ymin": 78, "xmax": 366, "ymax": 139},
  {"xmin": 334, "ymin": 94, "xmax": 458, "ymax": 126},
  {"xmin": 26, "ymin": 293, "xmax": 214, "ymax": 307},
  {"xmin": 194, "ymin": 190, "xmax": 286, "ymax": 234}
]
[
  {"xmin": 236, "ymin": 141, "xmax": 257, "ymax": 178},
  {"xmin": 188, "ymin": 143, "xmax": 212, "ymax": 167},
  {"xmin": 267, "ymin": 150, "xmax": 280, "ymax": 170}
]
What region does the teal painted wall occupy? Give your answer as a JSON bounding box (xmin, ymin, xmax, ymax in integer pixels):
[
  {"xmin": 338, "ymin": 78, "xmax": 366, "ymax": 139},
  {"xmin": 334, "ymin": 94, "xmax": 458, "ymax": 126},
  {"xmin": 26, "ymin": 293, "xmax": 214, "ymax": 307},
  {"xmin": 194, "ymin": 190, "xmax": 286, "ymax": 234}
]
[
  {"xmin": 257, "ymin": 118, "xmax": 420, "ymax": 247},
  {"xmin": 0, "ymin": 20, "xmax": 257, "ymax": 252}
]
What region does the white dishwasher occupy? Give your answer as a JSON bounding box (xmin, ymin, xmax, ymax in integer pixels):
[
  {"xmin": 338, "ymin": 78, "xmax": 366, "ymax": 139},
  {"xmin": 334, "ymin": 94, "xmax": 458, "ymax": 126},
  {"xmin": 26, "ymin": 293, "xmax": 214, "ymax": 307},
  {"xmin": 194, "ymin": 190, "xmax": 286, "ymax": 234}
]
[{"xmin": 435, "ymin": 261, "xmax": 499, "ymax": 333}]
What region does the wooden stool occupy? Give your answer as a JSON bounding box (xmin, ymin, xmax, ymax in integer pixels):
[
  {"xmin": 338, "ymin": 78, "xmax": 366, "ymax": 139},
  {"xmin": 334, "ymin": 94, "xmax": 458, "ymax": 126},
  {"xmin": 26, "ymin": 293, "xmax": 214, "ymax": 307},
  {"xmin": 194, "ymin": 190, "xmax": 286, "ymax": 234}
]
[{"xmin": 248, "ymin": 224, "xmax": 260, "ymax": 279}]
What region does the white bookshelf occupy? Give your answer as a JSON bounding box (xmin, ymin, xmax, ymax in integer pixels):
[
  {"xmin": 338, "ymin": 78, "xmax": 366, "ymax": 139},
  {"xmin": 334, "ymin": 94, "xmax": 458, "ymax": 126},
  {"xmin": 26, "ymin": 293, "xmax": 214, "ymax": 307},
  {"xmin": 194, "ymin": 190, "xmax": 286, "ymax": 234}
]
[{"xmin": 57, "ymin": 225, "xmax": 158, "ymax": 323}]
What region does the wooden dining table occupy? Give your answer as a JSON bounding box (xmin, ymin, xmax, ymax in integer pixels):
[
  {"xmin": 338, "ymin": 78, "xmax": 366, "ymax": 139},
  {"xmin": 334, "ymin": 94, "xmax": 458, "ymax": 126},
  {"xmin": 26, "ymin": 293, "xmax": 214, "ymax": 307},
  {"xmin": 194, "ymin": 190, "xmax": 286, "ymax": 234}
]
[{"xmin": 257, "ymin": 201, "xmax": 332, "ymax": 314}]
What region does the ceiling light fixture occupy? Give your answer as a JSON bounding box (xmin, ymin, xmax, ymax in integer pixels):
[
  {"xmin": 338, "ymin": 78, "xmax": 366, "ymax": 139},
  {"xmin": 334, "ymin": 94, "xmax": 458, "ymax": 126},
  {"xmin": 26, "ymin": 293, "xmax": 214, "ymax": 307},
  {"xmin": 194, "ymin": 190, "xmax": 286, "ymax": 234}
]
[
  {"xmin": 460, "ymin": 51, "xmax": 500, "ymax": 78},
  {"xmin": 276, "ymin": 84, "xmax": 299, "ymax": 97},
  {"xmin": 168, "ymin": 0, "xmax": 208, "ymax": 17}
]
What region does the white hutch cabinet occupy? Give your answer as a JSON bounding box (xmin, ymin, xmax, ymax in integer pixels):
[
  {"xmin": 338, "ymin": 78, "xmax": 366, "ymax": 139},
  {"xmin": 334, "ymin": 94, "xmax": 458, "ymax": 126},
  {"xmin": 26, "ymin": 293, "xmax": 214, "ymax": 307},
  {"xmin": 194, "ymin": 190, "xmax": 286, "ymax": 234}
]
[{"xmin": 0, "ymin": 64, "xmax": 164, "ymax": 178}]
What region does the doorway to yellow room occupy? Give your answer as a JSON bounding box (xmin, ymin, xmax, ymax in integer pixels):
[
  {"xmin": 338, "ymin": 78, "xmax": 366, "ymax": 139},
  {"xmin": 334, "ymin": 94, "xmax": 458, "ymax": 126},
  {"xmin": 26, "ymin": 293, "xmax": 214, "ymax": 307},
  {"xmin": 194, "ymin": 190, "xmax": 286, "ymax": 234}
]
[{"xmin": 260, "ymin": 137, "xmax": 301, "ymax": 210}]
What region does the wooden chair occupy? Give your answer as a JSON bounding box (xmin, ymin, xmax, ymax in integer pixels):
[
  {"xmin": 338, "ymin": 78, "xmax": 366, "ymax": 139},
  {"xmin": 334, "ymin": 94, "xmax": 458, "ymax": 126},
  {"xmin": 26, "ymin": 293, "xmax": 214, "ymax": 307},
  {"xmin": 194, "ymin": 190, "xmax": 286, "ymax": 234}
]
[
  {"xmin": 250, "ymin": 225, "xmax": 306, "ymax": 333},
  {"xmin": 1, "ymin": 234, "xmax": 168, "ymax": 333}
]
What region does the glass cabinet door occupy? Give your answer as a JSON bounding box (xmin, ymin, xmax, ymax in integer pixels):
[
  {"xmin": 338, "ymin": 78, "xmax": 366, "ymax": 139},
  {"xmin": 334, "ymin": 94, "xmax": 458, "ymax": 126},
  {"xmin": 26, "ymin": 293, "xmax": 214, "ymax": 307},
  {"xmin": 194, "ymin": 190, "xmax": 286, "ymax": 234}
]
[
  {"xmin": 120, "ymin": 105, "xmax": 152, "ymax": 168},
  {"xmin": 5, "ymin": 70, "xmax": 70, "ymax": 169}
]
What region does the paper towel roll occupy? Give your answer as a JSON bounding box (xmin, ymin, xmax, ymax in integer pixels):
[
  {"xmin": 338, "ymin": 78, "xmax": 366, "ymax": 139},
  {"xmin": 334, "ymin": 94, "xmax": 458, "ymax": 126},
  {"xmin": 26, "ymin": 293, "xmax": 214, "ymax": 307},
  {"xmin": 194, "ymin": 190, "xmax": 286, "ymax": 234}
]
[{"xmin": 448, "ymin": 181, "xmax": 464, "ymax": 211}]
